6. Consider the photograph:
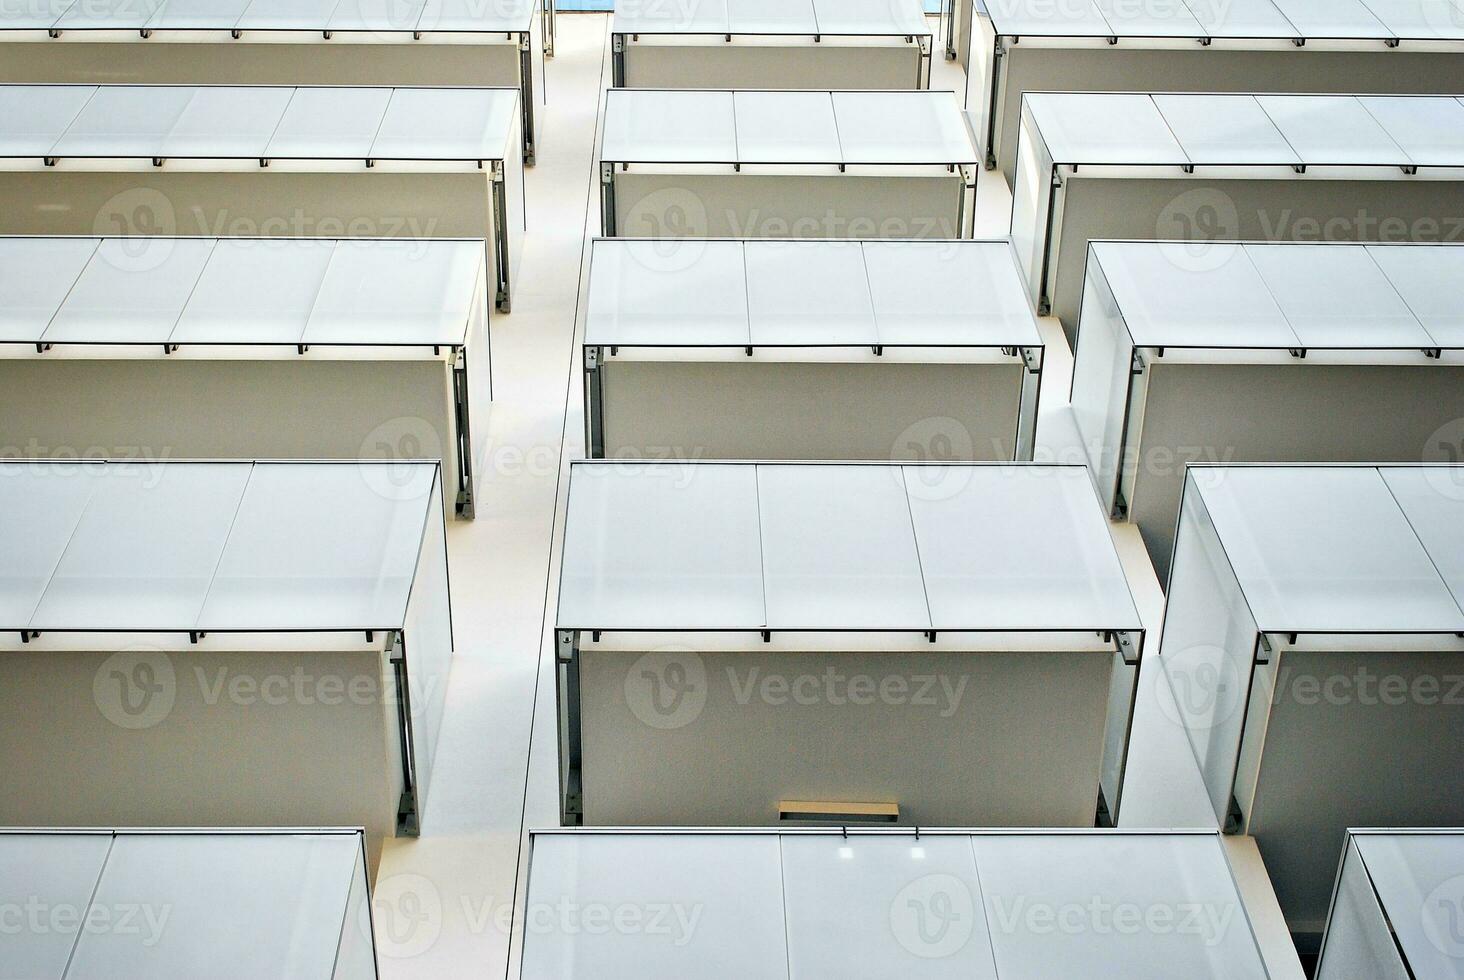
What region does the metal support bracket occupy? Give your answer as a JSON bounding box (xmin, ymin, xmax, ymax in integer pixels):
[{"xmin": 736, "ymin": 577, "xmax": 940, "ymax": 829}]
[
  {"xmin": 489, "ymin": 159, "xmax": 512, "ymax": 313},
  {"xmin": 1224, "ymin": 795, "xmax": 1245, "ymax": 834},
  {"xmin": 518, "ymin": 31, "xmax": 537, "ymax": 166},
  {"xmin": 611, "ymin": 34, "xmax": 625, "ymax": 87},
  {"xmin": 452, "ymin": 345, "xmax": 476, "ymax": 518},
  {"xmin": 1255, "ymin": 633, "xmax": 1274, "ymax": 666},
  {"xmin": 387, "ymin": 630, "xmax": 421, "ymax": 836},
  {"xmin": 600, "ymin": 163, "xmax": 618, "ymax": 237},
  {"xmin": 1095, "ymin": 787, "xmax": 1115, "ymax": 827},
  {"xmin": 584, "ymin": 346, "xmax": 605, "ymax": 458},
  {"xmin": 1112, "ymin": 487, "xmax": 1129, "ymax": 520},
  {"xmin": 983, "ymin": 37, "xmax": 1009, "ymax": 170},
  {"xmin": 1113, "ymin": 631, "xmax": 1140, "ymax": 667},
  {"xmin": 556, "ymin": 629, "xmax": 584, "ymax": 824}
]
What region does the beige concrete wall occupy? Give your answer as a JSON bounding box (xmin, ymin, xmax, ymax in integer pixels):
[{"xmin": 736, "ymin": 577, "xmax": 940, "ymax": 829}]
[
  {"xmin": 613, "ymin": 171, "xmax": 966, "ymax": 240},
  {"xmin": 600, "ymin": 359, "xmax": 1023, "ymax": 460},
  {"xmin": 0, "ymin": 40, "xmax": 522, "ymax": 88},
  {"xmin": 622, "ymin": 42, "xmax": 923, "ymax": 90},
  {"xmin": 0, "ymin": 358, "xmax": 461, "ymax": 524},
  {"xmin": 1134, "ymin": 362, "xmax": 1464, "ymax": 582},
  {"xmin": 1244, "ymin": 648, "xmax": 1464, "ymax": 937},
  {"xmin": 0, "ymin": 647, "xmax": 400, "ymax": 873},
  {"xmin": 580, "ymin": 647, "xmax": 1113, "ymax": 827},
  {"xmin": 1051, "ymin": 177, "xmax": 1464, "ymax": 340}
]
